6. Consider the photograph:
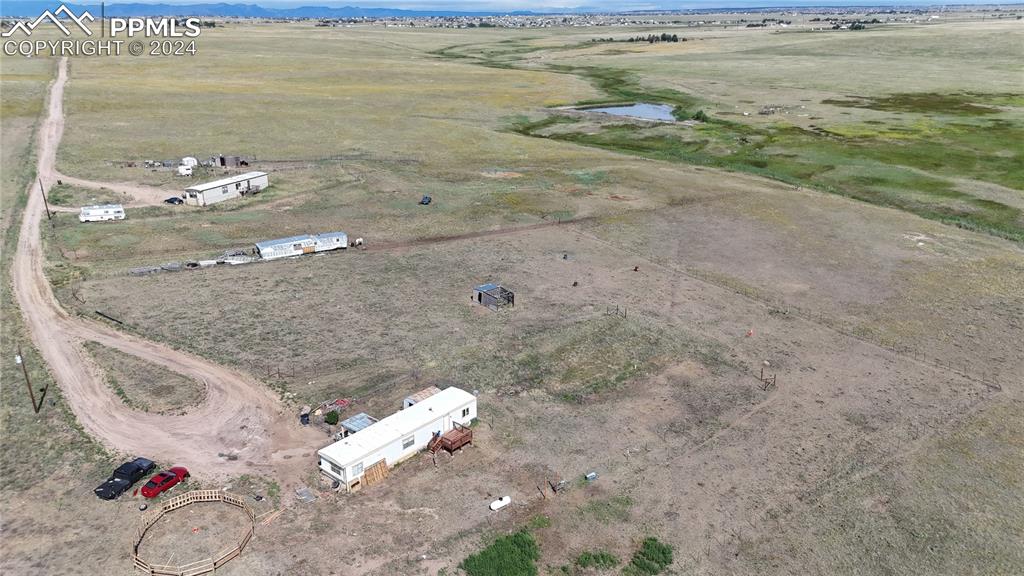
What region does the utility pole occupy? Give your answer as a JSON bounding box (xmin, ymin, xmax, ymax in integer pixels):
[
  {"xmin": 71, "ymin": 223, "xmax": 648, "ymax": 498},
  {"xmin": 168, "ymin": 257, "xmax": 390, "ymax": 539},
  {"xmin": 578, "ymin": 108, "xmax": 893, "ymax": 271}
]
[
  {"xmin": 16, "ymin": 345, "xmax": 40, "ymax": 413},
  {"xmin": 39, "ymin": 177, "xmax": 52, "ymax": 220}
]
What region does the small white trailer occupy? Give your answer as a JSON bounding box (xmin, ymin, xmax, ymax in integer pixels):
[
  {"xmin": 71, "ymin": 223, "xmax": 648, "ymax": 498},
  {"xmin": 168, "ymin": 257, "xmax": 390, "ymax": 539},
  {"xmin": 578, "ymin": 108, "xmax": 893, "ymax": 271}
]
[
  {"xmin": 79, "ymin": 204, "xmax": 125, "ymax": 223},
  {"xmin": 176, "ymin": 165, "xmax": 193, "ymax": 176}
]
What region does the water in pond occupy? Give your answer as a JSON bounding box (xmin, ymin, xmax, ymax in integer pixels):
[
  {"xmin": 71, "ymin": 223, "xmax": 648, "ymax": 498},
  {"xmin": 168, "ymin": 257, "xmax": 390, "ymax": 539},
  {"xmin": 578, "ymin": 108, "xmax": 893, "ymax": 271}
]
[{"xmin": 583, "ymin": 103, "xmax": 676, "ymax": 121}]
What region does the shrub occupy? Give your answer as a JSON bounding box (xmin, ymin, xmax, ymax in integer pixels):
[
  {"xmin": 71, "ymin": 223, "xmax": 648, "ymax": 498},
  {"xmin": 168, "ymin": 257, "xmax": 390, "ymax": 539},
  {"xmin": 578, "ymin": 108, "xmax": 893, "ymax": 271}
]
[
  {"xmin": 691, "ymin": 110, "xmax": 709, "ymax": 122},
  {"xmin": 324, "ymin": 411, "xmax": 339, "ymax": 425},
  {"xmin": 576, "ymin": 550, "xmax": 619, "ymax": 569},
  {"xmin": 621, "ymin": 538, "xmax": 673, "ymax": 576},
  {"xmin": 460, "ymin": 530, "xmax": 540, "ymax": 576}
]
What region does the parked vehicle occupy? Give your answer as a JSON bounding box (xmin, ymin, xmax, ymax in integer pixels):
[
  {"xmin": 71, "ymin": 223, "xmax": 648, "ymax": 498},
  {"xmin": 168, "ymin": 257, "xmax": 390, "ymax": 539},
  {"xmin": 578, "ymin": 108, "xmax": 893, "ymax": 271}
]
[
  {"xmin": 164, "ymin": 197, "xmax": 184, "ymax": 205},
  {"xmin": 419, "ymin": 195, "xmax": 432, "ymax": 205},
  {"xmin": 140, "ymin": 467, "xmax": 190, "ymax": 498},
  {"xmin": 94, "ymin": 457, "xmax": 155, "ymax": 500}
]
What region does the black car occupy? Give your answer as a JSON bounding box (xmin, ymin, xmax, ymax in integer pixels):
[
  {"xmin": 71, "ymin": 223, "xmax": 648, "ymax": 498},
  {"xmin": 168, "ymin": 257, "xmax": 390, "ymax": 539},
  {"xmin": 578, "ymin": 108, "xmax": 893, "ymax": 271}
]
[
  {"xmin": 419, "ymin": 195, "xmax": 432, "ymax": 205},
  {"xmin": 94, "ymin": 457, "xmax": 155, "ymax": 500},
  {"xmin": 164, "ymin": 197, "xmax": 184, "ymax": 205}
]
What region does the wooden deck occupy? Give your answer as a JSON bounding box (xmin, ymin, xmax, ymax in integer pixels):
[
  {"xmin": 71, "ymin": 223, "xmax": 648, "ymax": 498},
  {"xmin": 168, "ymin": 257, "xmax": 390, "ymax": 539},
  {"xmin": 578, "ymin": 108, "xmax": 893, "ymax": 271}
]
[{"xmin": 433, "ymin": 424, "xmax": 473, "ymax": 454}]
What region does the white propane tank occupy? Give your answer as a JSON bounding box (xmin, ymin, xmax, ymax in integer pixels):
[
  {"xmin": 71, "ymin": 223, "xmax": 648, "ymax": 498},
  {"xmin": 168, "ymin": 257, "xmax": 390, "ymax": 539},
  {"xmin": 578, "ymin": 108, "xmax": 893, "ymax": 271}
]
[{"xmin": 489, "ymin": 496, "xmax": 511, "ymax": 511}]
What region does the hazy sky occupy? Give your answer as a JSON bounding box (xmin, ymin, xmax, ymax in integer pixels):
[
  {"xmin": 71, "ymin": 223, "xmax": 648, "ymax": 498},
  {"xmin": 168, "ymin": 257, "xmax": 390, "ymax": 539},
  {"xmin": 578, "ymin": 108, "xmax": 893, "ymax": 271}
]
[{"xmin": 105, "ymin": 0, "xmax": 1012, "ymax": 9}]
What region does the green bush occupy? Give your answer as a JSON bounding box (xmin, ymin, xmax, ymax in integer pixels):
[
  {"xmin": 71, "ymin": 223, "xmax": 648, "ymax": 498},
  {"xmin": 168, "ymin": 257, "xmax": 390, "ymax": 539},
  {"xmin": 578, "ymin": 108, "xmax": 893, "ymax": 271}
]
[
  {"xmin": 691, "ymin": 109, "xmax": 709, "ymax": 122},
  {"xmin": 324, "ymin": 411, "xmax": 339, "ymax": 425},
  {"xmin": 576, "ymin": 550, "xmax": 619, "ymax": 569},
  {"xmin": 460, "ymin": 530, "xmax": 540, "ymax": 576},
  {"xmin": 622, "ymin": 538, "xmax": 673, "ymax": 576}
]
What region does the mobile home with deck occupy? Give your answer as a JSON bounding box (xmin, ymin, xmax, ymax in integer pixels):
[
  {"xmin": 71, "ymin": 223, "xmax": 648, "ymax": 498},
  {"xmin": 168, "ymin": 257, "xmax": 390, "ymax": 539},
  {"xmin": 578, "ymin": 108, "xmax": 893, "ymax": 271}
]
[
  {"xmin": 318, "ymin": 387, "xmax": 477, "ymax": 492},
  {"xmin": 184, "ymin": 171, "xmax": 268, "ymax": 206}
]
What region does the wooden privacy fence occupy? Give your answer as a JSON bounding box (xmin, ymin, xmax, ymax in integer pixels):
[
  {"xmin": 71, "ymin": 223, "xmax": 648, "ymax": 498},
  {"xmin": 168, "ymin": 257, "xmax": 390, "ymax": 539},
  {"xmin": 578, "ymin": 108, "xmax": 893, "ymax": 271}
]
[{"xmin": 133, "ymin": 490, "xmax": 256, "ymax": 576}]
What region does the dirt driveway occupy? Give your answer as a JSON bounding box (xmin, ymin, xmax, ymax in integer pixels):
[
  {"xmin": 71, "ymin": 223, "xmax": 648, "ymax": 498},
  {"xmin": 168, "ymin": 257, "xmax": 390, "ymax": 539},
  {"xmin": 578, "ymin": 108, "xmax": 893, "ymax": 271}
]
[{"xmin": 11, "ymin": 58, "xmax": 320, "ymax": 479}]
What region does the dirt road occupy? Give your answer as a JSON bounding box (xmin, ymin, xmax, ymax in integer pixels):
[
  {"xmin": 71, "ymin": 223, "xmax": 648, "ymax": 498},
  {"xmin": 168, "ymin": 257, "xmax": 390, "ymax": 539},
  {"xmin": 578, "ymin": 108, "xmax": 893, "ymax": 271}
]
[
  {"xmin": 12, "ymin": 58, "xmax": 317, "ymax": 476},
  {"xmin": 55, "ymin": 172, "xmax": 172, "ymax": 206}
]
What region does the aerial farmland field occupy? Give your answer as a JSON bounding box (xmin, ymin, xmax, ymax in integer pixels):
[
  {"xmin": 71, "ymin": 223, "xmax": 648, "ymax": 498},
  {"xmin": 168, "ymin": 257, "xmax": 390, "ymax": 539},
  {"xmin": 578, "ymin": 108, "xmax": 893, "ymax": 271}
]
[{"xmin": 1, "ymin": 7, "xmax": 1022, "ymax": 576}]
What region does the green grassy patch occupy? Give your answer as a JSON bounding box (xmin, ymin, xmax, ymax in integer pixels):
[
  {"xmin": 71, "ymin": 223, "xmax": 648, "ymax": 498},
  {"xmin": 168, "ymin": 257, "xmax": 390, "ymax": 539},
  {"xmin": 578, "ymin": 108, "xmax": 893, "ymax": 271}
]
[
  {"xmin": 622, "ymin": 537, "xmax": 673, "ymax": 576},
  {"xmin": 822, "ymin": 92, "xmax": 1014, "ymax": 116},
  {"xmin": 579, "ymin": 495, "xmax": 633, "ymax": 523},
  {"xmin": 460, "ymin": 530, "xmax": 541, "ymax": 576},
  {"xmin": 576, "ymin": 550, "xmax": 620, "ymax": 570}
]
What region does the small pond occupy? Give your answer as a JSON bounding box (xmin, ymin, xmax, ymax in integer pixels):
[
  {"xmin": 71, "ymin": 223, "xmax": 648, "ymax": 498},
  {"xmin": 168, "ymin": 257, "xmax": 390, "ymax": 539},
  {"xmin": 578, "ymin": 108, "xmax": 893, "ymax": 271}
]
[{"xmin": 581, "ymin": 102, "xmax": 676, "ymax": 121}]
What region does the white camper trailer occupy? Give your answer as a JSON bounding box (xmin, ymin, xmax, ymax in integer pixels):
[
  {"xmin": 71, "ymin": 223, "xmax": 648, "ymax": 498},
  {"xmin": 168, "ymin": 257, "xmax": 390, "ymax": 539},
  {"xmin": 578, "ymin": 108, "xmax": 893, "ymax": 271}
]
[
  {"xmin": 79, "ymin": 204, "xmax": 125, "ymax": 223},
  {"xmin": 176, "ymin": 165, "xmax": 193, "ymax": 176}
]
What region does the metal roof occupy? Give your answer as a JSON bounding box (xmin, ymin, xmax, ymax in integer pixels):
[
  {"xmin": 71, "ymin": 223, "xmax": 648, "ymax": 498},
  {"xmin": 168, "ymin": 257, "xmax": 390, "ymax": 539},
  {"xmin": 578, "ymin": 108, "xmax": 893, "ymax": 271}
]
[
  {"xmin": 185, "ymin": 171, "xmax": 267, "ymax": 193},
  {"xmin": 475, "ymin": 283, "xmax": 499, "ymax": 292},
  {"xmin": 80, "ymin": 204, "xmax": 124, "ymax": 211},
  {"xmin": 318, "ymin": 387, "xmax": 476, "ymax": 468},
  {"xmin": 405, "ymin": 386, "xmax": 442, "ymax": 404},
  {"xmin": 339, "ymin": 413, "xmax": 377, "ymax": 433},
  {"xmin": 315, "ymin": 232, "xmax": 347, "ymax": 242},
  {"xmin": 255, "ymin": 234, "xmax": 315, "ymax": 251}
]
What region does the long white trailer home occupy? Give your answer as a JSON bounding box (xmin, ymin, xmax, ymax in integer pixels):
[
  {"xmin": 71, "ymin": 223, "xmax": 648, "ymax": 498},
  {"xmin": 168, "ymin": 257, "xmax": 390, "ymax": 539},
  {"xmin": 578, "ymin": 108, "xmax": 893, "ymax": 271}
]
[
  {"xmin": 255, "ymin": 231, "xmax": 348, "ymax": 261},
  {"xmin": 184, "ymin": 171, "xmax": 269, "ymax": 207},
  {"xmin": 318, "ymin": 387, "xmax": 477, "ymax": 492},
  {"xmin": 79, "ymin": 204, "xmax": 125, "ymax": 223}
]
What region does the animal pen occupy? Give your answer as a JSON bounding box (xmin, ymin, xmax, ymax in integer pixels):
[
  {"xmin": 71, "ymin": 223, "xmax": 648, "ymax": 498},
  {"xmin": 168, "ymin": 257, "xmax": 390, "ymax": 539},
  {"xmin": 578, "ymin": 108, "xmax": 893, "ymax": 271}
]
[
  {"xmin": 473, "ymin": 283, "xmax": 515, "ymax": 310},
  {"xmin": 132, "ymin": 490, "xmax": 256, "ymax": 576}
]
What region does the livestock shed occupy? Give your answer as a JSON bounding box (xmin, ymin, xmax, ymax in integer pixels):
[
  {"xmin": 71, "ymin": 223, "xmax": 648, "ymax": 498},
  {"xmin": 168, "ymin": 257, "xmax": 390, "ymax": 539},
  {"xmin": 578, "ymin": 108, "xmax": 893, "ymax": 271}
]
[
  {"xmin": 184, "ymin": 171, "xmax": 268, "ymax": 206},
  {"xmin": 255, "ymin": 231, "xmax": 348, "ymax": 261},
  {"xmin": 473, "ymin": 283, "xmax": 515, "ymax": 310},
  {"xmin": 318, "ymin": 387, "xmax": 477, "ymax": 492}
]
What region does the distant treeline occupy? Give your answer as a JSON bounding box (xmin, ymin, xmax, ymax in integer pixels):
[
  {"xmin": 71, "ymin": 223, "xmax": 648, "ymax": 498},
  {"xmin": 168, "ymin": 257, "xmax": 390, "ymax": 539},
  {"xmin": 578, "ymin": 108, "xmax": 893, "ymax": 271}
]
[
  {"xmin": 745, "ymin": 17, "xmax": 792, "ymax": 27},
  {"xmin": 591, "ymin": 33, "xmax": 685, "ymax": 44}
]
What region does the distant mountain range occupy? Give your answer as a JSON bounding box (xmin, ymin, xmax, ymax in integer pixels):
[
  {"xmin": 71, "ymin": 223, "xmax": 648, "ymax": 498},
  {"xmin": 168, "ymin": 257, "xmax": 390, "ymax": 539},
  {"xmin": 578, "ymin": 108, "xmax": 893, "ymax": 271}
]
[{"xmin": 0, "ymin": 1, "xmax": 555, "ymax": 18}]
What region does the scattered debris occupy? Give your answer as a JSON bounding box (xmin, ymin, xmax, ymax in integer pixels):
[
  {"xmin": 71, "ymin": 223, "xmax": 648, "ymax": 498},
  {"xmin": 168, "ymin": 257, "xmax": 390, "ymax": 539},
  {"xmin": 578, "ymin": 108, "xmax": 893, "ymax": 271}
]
[
  {"xmin": 295, "ymin": 486, "xmax": 317, "ymax": 504},
  {"xmin": 585, "ymin": 472, "xmax": 599, "ymax": 482}
]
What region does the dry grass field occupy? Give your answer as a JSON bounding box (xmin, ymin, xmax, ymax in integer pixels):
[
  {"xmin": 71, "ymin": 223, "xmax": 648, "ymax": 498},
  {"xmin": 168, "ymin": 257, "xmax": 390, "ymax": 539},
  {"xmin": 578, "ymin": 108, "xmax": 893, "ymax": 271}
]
[{"xmin": 2, "ymin": 11, "xmax": 1022, "ymax": 576}]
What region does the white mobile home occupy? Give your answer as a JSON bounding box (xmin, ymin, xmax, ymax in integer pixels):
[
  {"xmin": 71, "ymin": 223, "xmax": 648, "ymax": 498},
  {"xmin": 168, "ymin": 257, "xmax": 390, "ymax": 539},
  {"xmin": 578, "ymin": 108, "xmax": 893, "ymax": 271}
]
[
  {"xmin": 255, "ymin": 231, "xmax": 348, "ymax": 261},
  {"xmin": 314, "ymin": 232, "xmax": 348, "ymax": 252},
  {"xmin": 254, "ymin": 234, "xmax": 316, "ymax": 260},
  {"xmin": 318, "ymin": 387, "xmax": 477, "ymax": 492},
  {"xmin": 184, "ymin": 171, "xmax": 268, "ymax": 207},
  {"xmin": 79, "ymin": 204, "xmax": 125, "ymax": 223}
]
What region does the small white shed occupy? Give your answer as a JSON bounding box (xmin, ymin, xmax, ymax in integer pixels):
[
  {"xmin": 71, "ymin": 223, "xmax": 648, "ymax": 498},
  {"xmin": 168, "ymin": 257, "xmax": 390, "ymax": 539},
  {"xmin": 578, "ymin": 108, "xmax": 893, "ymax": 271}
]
[
  {"xmin": 181, "ymin": 156, "xmax": 198, "ymax": 168},
  {"xmin": 318, "ymin": 387, "xmax": 477, "ymax": 492},
  {"xmin": 184, "ymin": 171, "xmax": 268, "ymax": 207},
  {"xmin": 79, "ymin": 204, "xmax": 125, "ymax": 223}
]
